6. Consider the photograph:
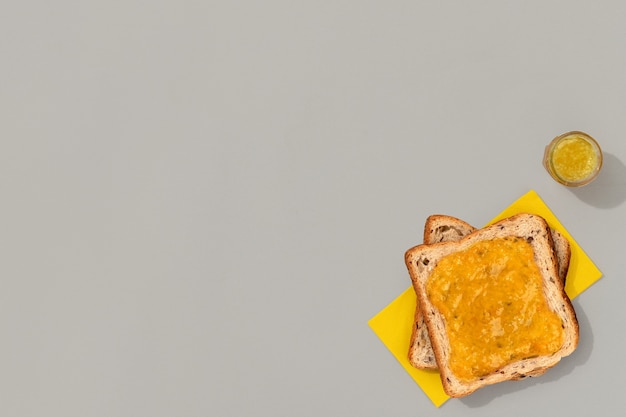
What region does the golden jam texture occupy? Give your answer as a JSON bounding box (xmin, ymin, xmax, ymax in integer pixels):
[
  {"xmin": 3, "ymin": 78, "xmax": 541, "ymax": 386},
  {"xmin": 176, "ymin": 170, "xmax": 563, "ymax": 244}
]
[
  {"xmin": 426, "ymin": 237, "xmax": 564, "ymax": 381},
  {"xmin": 551, "ymin": 135, "xmax": 598, "ymax": 182}
]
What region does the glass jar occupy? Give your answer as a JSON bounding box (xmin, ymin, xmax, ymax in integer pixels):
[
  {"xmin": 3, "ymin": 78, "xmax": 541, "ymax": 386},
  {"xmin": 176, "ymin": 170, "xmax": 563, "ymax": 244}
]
[{"xmin": 543, "ymin": 131, "xmax": 603, "ymax": 187}]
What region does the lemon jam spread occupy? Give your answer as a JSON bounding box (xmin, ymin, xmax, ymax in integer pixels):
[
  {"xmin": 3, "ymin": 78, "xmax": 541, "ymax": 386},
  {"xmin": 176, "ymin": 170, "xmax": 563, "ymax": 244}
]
[
  {"xmin": 426, "ymin": 237, "xmax": 564, "ymax": 381},
  {"xmin": 544, "ymin": 131, "xmax": 602, "ymax": 186}
]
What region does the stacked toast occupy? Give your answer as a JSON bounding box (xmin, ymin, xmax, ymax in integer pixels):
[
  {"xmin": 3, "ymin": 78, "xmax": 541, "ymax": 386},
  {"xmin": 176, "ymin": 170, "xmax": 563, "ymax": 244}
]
[{"xmin": 404, "ymin": 213, "xmax": 579, "ymax": 397}]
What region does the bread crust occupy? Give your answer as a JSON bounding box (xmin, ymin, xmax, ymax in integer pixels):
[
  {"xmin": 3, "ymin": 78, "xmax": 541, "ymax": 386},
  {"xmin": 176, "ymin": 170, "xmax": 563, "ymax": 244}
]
[
  {"xmin": 552, "ymin": 230, "xmax": 571, "ymax": 286},
  {"xmin": 405, "ymin": 213, "xmax": 579, "ymax": 397}
]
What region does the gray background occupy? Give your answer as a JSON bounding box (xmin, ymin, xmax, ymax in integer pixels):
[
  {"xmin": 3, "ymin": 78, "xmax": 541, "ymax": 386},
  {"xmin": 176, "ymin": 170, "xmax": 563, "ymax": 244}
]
[{"xmin": 1, "ymin": 1, "xmax": 625, "ymax": 416}]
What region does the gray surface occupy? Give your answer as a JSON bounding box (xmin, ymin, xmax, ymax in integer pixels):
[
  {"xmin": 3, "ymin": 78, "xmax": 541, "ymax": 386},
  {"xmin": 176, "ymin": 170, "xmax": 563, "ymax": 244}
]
[{"xmin": 1, "ymin": 1, "xmax": 625, "ymax": 416}]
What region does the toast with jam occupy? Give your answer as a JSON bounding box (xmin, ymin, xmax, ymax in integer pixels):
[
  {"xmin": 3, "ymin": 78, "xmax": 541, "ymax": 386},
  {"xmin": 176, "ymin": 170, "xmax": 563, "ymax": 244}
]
[
  {"xmin": 408, "ymin": 215, "xmax": 572, "ymax": 371},
  {"xmin": 405, "ymin": 213, "xmax": 579, "ymax": 397}
]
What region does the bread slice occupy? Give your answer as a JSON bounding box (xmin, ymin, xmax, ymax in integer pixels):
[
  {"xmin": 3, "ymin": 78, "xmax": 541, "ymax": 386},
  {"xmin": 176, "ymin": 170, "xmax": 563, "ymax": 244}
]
[
  {"xmin": 408, "ymin": 215, "xmax": 477, "ymax": 369},
  {"xmin": 423, "ymin": 215, "xmax": 478, "ymax": 245},
  {"xmin": 405, "ymin": 213, "xmax": 579, "ymax": 397},
  {"xmin": 408, "ymin": 215, "xmax": 572, "ymax": 371},
  {"xmin": 552, "ymin": 230, "xmax": 571, "ymax": 287}
]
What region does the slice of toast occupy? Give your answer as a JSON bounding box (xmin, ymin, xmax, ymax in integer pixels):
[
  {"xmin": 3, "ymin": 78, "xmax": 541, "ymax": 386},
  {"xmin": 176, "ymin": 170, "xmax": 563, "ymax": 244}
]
[
  {"xmin": 408, "ymin": 215, "xmax": 572, "ymax": 370},
  {"xmin": 405, "ymin": 213, "xmax": 579, "ymax": 397}
]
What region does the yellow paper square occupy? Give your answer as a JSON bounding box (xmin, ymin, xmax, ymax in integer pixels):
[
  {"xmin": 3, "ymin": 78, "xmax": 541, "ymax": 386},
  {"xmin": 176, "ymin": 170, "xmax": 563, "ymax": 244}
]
[{"xmin": 368, "ymin": 190, "xmax": 602, "ymax": 407}]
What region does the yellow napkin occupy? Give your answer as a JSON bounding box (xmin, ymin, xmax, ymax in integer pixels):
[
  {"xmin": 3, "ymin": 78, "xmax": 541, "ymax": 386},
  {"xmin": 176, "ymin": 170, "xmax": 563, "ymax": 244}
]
[{"xmin": 368, "ymin": 190, "xmax": 602, "ymax": 407}]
